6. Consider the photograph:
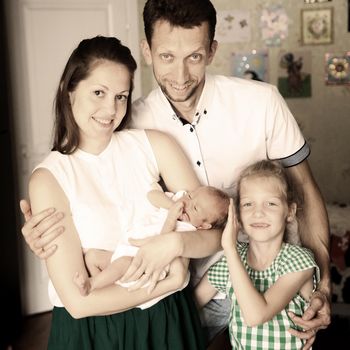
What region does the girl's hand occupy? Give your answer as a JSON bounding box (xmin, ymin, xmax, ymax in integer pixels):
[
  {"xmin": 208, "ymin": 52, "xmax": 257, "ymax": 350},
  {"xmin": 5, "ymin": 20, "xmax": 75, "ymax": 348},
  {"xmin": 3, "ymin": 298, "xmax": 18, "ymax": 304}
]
[{"xmin": 221, "ymin": 198, "xmax": 239, "ymax": 251}]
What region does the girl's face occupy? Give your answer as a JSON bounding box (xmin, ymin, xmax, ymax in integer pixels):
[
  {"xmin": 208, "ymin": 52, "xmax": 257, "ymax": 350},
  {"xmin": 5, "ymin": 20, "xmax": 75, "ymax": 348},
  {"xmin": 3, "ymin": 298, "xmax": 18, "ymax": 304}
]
[
  {"xmin": 239, "ymin": 176, "xmax": 295, "ymax": 243},
  {"xmin": 69, "ymin": 60, "xmax": 131, "ymax": 154}
]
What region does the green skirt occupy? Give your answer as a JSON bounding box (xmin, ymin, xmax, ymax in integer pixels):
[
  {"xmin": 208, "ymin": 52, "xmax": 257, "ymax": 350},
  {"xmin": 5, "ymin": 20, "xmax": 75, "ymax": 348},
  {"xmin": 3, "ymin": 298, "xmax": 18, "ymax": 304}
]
[{"xmin": 48, "ymin": 287, "xmax": 205, "ymax": 350}]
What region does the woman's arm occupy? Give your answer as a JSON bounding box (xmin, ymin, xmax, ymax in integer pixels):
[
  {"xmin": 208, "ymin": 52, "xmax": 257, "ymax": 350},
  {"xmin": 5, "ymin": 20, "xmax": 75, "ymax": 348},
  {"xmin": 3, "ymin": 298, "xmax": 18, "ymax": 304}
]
[
  {"xmin": 121, "ymin": 130, "xmax": 222, "ymax": 285},
  {"xmin": 146, "ymin": 130, "xmax": 200, "ymax": 192},
  {"xmin": 19, "ymin": 130, "xmax": 221, "ymax": 261},
  {"xmin": 29, "ymin": 168, "xmax": 188, "ymax": 319},
  {"xmin": 147, "ymin": 190, "xmax": 174, "ymax": 209}
]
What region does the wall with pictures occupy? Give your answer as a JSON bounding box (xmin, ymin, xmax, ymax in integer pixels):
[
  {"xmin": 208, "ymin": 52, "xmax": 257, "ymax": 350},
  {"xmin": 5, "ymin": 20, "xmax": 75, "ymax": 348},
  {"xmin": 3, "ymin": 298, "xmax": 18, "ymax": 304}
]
[{"xmin": 137, "ymin": 0, "xmax": 350, "ymax": 204}]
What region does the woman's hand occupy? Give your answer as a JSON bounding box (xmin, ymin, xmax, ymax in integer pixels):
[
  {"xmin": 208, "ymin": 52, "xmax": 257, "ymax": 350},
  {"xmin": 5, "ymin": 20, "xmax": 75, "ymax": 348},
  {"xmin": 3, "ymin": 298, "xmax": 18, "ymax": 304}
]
[
  {"xmin": 120, "ymin": 232, "xmax": 182, "ymax": 290},
  {"xmin": 20, "ymin": 199, "xmax": 64, "ymax": 259},
  {"xmin": 221, "ymin": 198, "xmax": 239, "ymax": 251}
]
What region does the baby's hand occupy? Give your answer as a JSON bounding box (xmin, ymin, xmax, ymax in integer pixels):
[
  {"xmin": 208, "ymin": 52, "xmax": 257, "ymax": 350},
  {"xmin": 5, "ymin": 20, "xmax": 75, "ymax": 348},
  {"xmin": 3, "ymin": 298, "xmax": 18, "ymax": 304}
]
[
  {"xmin": 168, "ymin": 201, "xmax": 185, "ymax": 221},
  {"xmin": 161, "ymin": 201, "xmax": 186, "ymax": 234},
  {"xmin": 221, "ymin": 199, "xmax": 239, "ymax": 251},
  {"xmin": 73, "ymin": 272, "xmax": 91, "ymax": 296}
]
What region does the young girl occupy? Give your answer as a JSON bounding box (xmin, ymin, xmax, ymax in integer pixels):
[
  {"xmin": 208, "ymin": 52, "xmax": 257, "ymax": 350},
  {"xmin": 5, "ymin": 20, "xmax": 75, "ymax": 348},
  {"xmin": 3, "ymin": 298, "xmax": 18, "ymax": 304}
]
[{"xmin": 195, "ymin": 160, "xmax": 320, "ymax": 350}]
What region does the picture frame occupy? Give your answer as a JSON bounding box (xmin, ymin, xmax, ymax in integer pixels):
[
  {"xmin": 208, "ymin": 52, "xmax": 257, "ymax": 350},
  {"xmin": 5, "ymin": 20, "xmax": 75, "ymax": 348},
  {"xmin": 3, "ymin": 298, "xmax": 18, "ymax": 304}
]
[
  {"xmin": 348, "ymin": 0, "xmax": 350, "ymax": 32},
  {"xmin": 304, "ymin": 0, "xmax": 332, "ymax": 3},
  {"xmin": 301, "ymin": 8, "xmax": 333, "ymax": 45}
]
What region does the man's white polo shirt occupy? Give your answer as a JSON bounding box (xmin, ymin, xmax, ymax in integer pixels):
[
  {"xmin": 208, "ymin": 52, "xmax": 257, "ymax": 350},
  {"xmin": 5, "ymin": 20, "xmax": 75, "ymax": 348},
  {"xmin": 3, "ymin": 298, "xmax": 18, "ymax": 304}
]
[{"xmin": 130, "ymin": 74, "xmax": 309, "ymax": 197}]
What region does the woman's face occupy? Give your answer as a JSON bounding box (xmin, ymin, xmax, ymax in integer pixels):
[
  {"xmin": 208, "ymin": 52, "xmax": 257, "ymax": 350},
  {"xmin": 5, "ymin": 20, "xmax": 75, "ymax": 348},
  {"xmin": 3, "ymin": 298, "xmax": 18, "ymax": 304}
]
[{"xmin": 69, "ymin": 60, "xmax": 131, "ymax": 154}]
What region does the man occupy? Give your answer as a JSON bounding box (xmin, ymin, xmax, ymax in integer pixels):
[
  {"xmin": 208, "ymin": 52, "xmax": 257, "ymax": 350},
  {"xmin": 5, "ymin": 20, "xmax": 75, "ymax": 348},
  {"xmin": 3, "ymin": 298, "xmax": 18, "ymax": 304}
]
[{"xmin": 21, "ymin": 0, "xmax": 330, "ymax": 348}]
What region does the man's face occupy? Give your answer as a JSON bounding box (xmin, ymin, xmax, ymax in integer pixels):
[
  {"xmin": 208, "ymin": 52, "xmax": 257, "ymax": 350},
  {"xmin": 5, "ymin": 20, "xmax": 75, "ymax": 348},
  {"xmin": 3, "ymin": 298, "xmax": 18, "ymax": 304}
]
[{"xmin": 142, "ymin": 20, "xmax": 217, "ymax": 107}]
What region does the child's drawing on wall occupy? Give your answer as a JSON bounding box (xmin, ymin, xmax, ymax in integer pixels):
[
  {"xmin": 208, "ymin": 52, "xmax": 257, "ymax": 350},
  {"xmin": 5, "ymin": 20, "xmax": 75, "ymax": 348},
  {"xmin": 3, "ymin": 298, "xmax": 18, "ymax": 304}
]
[
  {"xmin": 232, "ymin": 50, "xmax": 268, "ymax": 82},
  {"xmin": 278, "ymin": 51, "xmax": 312, "ymax": 98}
]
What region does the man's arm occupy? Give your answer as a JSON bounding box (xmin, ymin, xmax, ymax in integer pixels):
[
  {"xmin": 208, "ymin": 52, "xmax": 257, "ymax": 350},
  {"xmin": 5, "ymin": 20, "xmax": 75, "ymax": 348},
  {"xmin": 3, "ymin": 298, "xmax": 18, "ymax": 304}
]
[
  {"xmin": 286, "ymin": 159, "xmax": 331, "ymax": 348},
  {"xmin": 287, "ymin": 160, "xmax": 330, "ymax": 295}
]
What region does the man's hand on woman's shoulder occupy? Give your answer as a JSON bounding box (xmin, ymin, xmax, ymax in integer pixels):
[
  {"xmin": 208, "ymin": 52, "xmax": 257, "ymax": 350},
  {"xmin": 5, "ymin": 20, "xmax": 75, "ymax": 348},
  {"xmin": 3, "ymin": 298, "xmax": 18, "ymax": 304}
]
[{"xmin": 20, "ymin": 199, "xmax": 64, "ymax": 259}]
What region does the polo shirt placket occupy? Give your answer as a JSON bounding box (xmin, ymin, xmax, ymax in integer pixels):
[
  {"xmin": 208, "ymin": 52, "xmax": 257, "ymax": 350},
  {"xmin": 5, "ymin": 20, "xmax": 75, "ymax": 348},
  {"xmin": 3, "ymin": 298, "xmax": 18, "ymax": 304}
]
[{"xmin": 176, "ymin": 109, "xmax": 209, "ymax": 186}]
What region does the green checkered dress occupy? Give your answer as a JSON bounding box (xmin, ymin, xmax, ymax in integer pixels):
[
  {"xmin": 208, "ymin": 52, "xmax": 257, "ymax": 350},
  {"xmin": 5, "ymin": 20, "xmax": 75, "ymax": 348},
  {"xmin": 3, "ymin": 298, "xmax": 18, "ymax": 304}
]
[{"xmin": 208, "ymin": 242, "xmax": 320, "ymax": 350}]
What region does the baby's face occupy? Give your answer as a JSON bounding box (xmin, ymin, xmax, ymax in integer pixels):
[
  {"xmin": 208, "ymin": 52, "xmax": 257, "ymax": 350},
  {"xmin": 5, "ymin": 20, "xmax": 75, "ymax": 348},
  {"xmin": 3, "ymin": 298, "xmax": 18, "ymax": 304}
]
[{"xmin": 181, "ymin": 187, "xmax": 218, "ymax": 229}]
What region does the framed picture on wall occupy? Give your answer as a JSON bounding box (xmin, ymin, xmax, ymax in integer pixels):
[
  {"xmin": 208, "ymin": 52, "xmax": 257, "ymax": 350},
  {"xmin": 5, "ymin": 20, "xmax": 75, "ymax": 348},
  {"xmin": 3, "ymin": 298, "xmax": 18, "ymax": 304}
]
[
  {"xmin": 301, "ymin": 8, "xmax": 333, "ymax": 45},
  {"xmin": 348, "ymin": 0, "xmax": 350, "ymax": 32},
  {"xmin": 304, "ymin": 0, "xmax": 332, "ymax": 3}
]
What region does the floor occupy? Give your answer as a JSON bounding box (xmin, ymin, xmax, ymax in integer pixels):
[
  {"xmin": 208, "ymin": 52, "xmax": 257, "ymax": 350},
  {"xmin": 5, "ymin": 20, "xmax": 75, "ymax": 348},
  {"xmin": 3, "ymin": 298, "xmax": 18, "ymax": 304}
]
[{"xmin": 9, "ymin": 312, "xmax": 52, "ymax": 350}]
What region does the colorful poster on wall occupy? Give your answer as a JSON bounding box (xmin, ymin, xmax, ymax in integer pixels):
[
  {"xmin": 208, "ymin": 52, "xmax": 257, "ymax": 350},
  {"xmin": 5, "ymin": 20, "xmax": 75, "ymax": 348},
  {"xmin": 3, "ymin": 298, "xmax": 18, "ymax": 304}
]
[
  {"xmin": 216, "ymin": 10, "xmax": 251, "ymax": 43},
  {"xmin": 277, "ymin": 51, "xmax": 312, "ymax": 98},
  {"xmin": 325, "ymin": 52, "xmax": 350, "ymax": 85},
  {"xmin": 231, "ymin": 50, "xmax": 269, "ymax": 82},
  {"xmin": 260, "ymin": 5, "xmax": 290, "ymax": 46}
]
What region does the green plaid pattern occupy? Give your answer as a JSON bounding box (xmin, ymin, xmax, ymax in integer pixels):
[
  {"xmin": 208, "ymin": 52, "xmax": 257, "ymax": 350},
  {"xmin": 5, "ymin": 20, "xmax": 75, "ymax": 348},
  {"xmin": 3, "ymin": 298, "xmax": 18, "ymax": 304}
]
[{"xmin": 208, "ymin": 242, "xmax": 320, "ymax": 350}]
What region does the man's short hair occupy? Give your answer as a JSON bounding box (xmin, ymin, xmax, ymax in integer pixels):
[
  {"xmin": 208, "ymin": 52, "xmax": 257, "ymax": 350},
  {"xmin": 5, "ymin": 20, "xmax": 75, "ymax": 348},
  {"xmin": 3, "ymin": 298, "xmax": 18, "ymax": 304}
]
[{"xmin": 143, "ymin": 0, "xmax": 216, "ymax": 46}]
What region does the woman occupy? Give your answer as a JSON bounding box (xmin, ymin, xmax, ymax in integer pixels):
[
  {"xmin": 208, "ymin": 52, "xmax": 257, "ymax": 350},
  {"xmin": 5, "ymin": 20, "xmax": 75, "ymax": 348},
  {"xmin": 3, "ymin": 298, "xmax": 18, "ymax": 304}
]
[{"xmin": 28, "ymin": 36, "xmax": 205, "ymax": 349}]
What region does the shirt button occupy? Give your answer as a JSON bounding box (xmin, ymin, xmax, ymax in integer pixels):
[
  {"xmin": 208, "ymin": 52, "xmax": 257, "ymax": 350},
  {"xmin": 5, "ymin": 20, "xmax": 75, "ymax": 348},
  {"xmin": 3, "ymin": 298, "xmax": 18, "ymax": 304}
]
[
  {"xmin": 197, "ymin": 161, "xmax": 201, "ymax": 166},
  {"xmin": 203, "ymin": 109, "xmax": 207, "ymax": 114},
  {"xmin": 190, "ymin": 127, "xmax": 194, "ymax": 132}
]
